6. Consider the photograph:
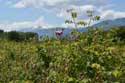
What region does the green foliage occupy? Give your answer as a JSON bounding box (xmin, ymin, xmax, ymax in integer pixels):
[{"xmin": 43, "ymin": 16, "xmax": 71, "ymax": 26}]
[
  {"xmin": 65, "ymin": 20, "xmax": 73, "ymax": 24},
  {"xmin": 65, "ymin": 9, "xmax": 100, "ymax": 29},
  {"xmin": 87, "ymin": 10, "xmax": 93, "ymax": 17},
  {"xmin": 109, "ymin": 26, "xmax": 125, "ymax": 41},
  {"xmin": 77, "ymin": 21, "xmax": 87, "ymax": 26},
  {"xmin": 86, "ymin": 10, "xmax": 100, "ymax": 27},
  {"xmin": 93, "ymin": 16, "xmax": 101, "ymax": 21},
  {"xmin": 0, "ymin": 30, "xmax": 38, "ymax": 42},
  {"xmin": 7, "ymin": 31, "xmax": 23, "ymax": 42},
  {"xmin": 0, "ymin": 27, "xmax": 125, "ymax": 83},
  {"xmin": 71, "ymin": 12, "xmax": 77, "ymax": 18},
  {"xmin": 0, "ymin": 29, "xmax": 4, "ymax": 33}
]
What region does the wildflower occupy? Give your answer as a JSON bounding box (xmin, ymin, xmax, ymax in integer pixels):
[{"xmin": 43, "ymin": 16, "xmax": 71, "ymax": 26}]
[{"xmin": 55, "ymin": 28, "xmax": 64, "ymax": 36}]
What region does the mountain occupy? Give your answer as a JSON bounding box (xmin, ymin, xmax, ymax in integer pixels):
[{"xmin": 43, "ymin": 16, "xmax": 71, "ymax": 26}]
[
  {"xmin": 93, "ymin": 18, "xmax": 125, "ymax": 29},
  {"xmin": 18, "ymin": 18, "xmax": 125, "ymax": 37},
  {"xmin": 18, "ymin": 27, "xmax": 87, "ymax": 38}
]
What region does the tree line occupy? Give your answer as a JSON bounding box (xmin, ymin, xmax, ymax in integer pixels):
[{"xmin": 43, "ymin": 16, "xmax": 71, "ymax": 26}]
[{"xmin": 0, "ymin": 30, "xmax": 38, "ymax": 42}]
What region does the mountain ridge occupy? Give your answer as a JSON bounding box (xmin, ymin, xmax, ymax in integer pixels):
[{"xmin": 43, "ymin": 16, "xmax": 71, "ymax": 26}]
[
  {"xmin": 93, "ymin": 18, "xmax": 125, "ymax": 29},
  {"xmin": 17, "ymin": 18, "xmax": 125, "ymax": 37}
]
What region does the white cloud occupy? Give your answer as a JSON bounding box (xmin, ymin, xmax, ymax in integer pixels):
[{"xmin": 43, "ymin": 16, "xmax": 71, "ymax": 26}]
[
  {"xmin": 0, "ymin": 22, "xmax": 31, "ymax": 31},
  {"xmin": 34, "ymin": 16, "xmax": 48, "ymax": 28},
  {"xmin": 13, "ymin": 0, "xmax": 108, "ymax": 9},
  {"xmin": 13, "ymin": 0, "xmax": 108, "ymax": 21},
  {"xmin": 100, "ymin": 10, "xmax": 125, "ymax": 20},
  {"xmin": 0, "ymin": 16, "xmax": 50, "ymax": 31},
  {"xmin": 13, "ymin": 0, "xmax": 68, "ymax": 8},
  {"xmin": 2, "ymin": 0, "xmax": 125, "ymax": 30},
  {"xmin": 14, "ymin": 0, "xmax": 42, "ymax": 8},
  {"xmin": 43, "ymin": 0, "xmax": 67, "ymax": 6},
  {"xmin": 57, "ymin": 5, "xmax": 96, "ymax": 18},
  {"xmin": 87, "ymin": 0, "xmax": 107, "ymax": 5},
  {"xmin": 13, "ymin": 0, "xmax": 100, "ymax": 28}
]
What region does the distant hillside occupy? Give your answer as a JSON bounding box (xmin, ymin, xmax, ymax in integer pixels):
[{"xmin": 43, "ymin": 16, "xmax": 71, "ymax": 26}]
[
  {"xmin": 19, "ymin": 28, "xmax": 87, "ymax": 37},
  {"xmin": 16, "ymin": 18, "xmax": 125, "ymax": 37},
  {"xmin": 93, "ymin": 18, "xmax": 125, "ymax": 29}
]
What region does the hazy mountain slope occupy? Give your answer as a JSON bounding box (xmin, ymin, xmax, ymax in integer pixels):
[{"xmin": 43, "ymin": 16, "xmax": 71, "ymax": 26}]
[
  {"xmin": 93, "ymin": 18, "xmax": 125, "ymax": 29},
  {"xmin": 18, "ymin": 18, "xmax": 125, "ymax": 37}
]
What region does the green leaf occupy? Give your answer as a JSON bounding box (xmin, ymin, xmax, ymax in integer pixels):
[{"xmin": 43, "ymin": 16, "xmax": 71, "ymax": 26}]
[
  {"xmin": 77, "ymin": 21, "xmax": 87, "ymax": 26},
  {"xmin": 81, "ymin": 78, "xmax": 91, "ymax": 83},
  {"xmin": 68, "ymin": 77, "xmax": 74, "ymax": 83},
  {"xmin": 71, "ymin": 12, "xmax": 77, "ymax": 18},
  {"xmin": 91, "ymin": 63, "xmax": 101, "ymax": 69},
  {"xmin": 65, "ymin": 20, "xmax": 73, "ymax": 24},
  {"xmin": 112, "ymin": 70, "xmax": 122, "ymax": 78},
  {"xmin": 86, "ymin": 10, "xmax": 93, "ymax": 17},
  {"xmin": 93, "ymin": 16, "xmax": 100, "ymax": 21}
]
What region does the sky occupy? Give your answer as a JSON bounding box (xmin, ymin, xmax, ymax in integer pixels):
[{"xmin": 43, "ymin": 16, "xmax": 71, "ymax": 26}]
[{"xmin": 0, "ymin": 0, "xmax": 125, "ymax": 31}]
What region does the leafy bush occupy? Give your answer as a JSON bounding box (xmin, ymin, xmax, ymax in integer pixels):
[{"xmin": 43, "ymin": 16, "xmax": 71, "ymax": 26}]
[
  {"xmin": 0, "ymin": 27, "xmax": 125, "ymax": 83},
  {"xmin": 109, "ymin": 26, "xmax": 125, "ymax": 41}
]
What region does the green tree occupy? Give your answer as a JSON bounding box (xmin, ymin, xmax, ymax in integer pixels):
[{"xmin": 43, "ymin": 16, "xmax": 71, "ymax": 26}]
[{"xmin": 7, "ymin": 31, "xmax": 22, "ymax": 42}]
